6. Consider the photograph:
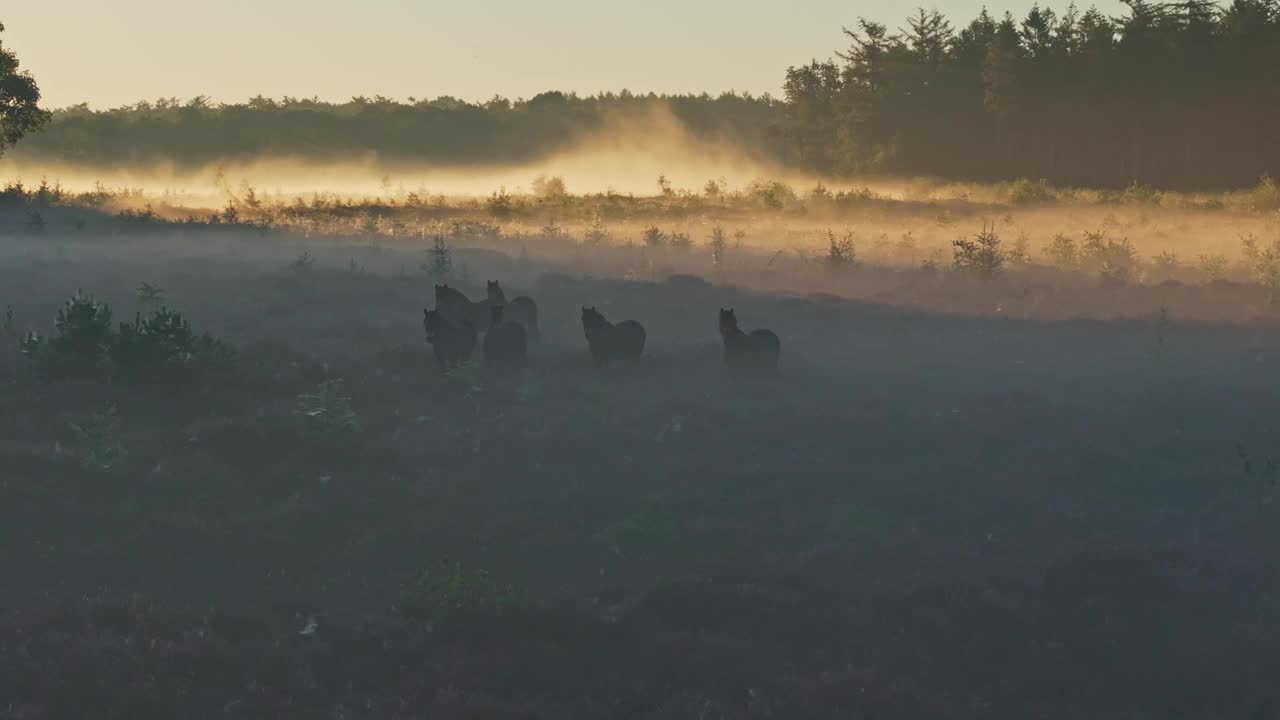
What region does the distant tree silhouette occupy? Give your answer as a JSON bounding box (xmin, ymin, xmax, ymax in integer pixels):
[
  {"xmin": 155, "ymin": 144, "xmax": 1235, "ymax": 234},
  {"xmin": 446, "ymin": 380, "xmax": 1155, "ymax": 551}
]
[
  {"xmin": 779, "ymin": 1, "xmax": 1280, "ymax": 188},
  {"xmin": 13, "ymin": 91, "xmax": 782, "ymax": 170},
  {"xmin": 0, "ymin": 22, "xmax": 50, "ymax": 158}
]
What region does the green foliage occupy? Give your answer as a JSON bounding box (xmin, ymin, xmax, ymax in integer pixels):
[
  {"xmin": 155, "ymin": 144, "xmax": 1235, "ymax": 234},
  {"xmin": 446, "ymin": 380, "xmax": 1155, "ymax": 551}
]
[
  {"xmin": 779, "ymin": 4, "xmax": 1280, "ymax": 188},
  {"xmin": 1080, "ymin": 232, "xmax": 1138, "ymax": 286},
  {"xmin": 401, "ymin": 560, "xmax": 522, "ymax": 623},
  {"xmin": 0, "ymin": 23, "xmax": 51, "ymax": 158},
  {"xmin": 1245, "ymin": 175, "xmax": 1280, "ymax": 213},
  {"xmin": 531, "ymin": 175, "xmax": 567, "ymax": 200},
  {"xmin": 295, "ymin": 379, "xmax": 360, "ymax": 435},
  {"xmin": 485, "ymin": 187, "xmax": 515, "ymax": 219},
  {"xmin": 641, "ymin": 225, "xmax": 667, "ymax": 248},
  {"xmin": 1151, "ymin": 251, "xmax": 1180, "ymax": 279},
  {"xmin": 952, "ymin": 224, "xmax": 1005, "ymax": 280},
  {"xmin": 747, "ymin": 180, "xmax": 795, "ymax": 210},
  {"xmin": 1195, "ymin": 253, "xmax": 1228, "ymax": 282},
  {"xmin": 21, "ymin": 292, "xmax": 232, "ymax": 382},
  {"xmin": 1241, "ymin": 233, "xmax": 1280, "ymax": 303},
  {"xmin": 423, "ymin": 234, "xmax": 452, "ymax": 279},
  {"xmin": 22, "ymin": 292, "xmax": 114, "ymax": 378},
  {"xmin": 1005, "ymin": 178, "xmax": 1056, "ymax": 205},
  {"xmin": 583, "ymin": 214, "xmax": 610, "ymax": 246},
  {"xmin": 1007, "ymin": 232, "xmax": 1032, "ymax": 267},
  {"xmin": 113, "ymin": 307, "xmax": 234, "ymax": 382},
  {"xmin": 13, "ymin": 92, "xmax": 780, "ymax": 171},
  {"xmin": 826, "ymin": 230, "xmax": 859, "ymax": 269}
]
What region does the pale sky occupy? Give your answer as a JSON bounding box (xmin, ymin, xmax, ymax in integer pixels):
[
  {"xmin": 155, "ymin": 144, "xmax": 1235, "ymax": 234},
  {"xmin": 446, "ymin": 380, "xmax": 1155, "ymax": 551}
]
[{"xmin": 4, "ymin": 1, "xmax": 1127, "ymax": 109}]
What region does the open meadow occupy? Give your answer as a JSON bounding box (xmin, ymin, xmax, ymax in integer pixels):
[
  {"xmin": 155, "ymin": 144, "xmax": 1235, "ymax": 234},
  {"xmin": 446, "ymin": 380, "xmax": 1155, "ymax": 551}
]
[{"xmin": 1, "ymin": 178, "xmax": 1279, "ymax": 718}]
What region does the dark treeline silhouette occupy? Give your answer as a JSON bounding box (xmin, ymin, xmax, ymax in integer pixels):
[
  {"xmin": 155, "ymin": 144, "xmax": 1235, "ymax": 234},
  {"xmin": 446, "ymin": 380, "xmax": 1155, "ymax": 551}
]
[
  {"xmin": 12, "ymin": 92, "xmax": 782, "ymax": 169},
  {"xmin": 779, "ymin": 0, "xmax": 1280, "ymax": 189}
]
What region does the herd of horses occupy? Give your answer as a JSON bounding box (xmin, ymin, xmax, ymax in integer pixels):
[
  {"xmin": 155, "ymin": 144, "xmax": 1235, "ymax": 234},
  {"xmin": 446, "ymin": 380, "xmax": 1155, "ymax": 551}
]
[{"xmin": 422, "ymin": 281, "xmax": 782, "ymax": 375}]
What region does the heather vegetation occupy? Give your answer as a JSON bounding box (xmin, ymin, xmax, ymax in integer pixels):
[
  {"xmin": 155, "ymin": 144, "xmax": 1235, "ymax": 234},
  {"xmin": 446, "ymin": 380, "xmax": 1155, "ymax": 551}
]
[{"xmin": 2, "ymin": 4, "xmax": 1280, "ymax": 719}]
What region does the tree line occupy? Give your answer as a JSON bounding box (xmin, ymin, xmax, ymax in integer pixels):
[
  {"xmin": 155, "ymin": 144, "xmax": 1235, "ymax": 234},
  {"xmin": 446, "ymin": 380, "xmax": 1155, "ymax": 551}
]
[
  {"xmin": 4, "ymin": 3, "xmax": 1280, "ymax": 189},
  {"xmin": 778, "ymin": 1, "xmax": 1280, "ymax": 188},
  {"xmin": 5, "ymin": 92, "xmax": 782, "ymax": 170}
]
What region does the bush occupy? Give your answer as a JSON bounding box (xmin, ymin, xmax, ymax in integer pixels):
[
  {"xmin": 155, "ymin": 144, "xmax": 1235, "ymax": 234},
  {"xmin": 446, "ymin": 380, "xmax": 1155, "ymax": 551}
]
[
  {"xmin": 485, "ymin": 187, "xmax": 515, "ymax": 219},
  {"xmin": 1079, "ymin": 232, "xmax": 1138, "ymax": 286},
  {"xmin": 21, "ymin": 292, "xmax": 115, "ymax": 378},
  {"xmin": 1244, "ymin": 175, "xmax": 1280, "ymax": 213},
  {"xmin": 641, "ymin": 225, "xmax": 667, "ymax": 248},
  {"xmin": 531, "ymin": 175, "xmax": 567, "ymax": 201},
  {"xmin": 826, "ymin": 230, "xmax": 858, "ymax": 269},
  {"xmin": 113, "ymin": 307, "xmax": 235, "ymax": 382},
  {"xmin": 952, "ymin": 224, "xmax": 1005, "ymax": 280},
  {"xmin": 1006, "ymin": 178, "xmax": 1056, "ymax": 205},
  {"xmin": 709, "ymin": 226, "xmax": 728, "ymax": 267},
  {"xmin": 21, "ymin": 292, "xmax": 233, "ymax": 382}
]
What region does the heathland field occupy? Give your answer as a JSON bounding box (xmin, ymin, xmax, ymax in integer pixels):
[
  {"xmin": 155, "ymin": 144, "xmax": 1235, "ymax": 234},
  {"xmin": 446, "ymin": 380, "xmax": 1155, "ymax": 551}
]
[{"xmin": 1, "ymin": 178, "xmax": 1279, "ymax": 718}]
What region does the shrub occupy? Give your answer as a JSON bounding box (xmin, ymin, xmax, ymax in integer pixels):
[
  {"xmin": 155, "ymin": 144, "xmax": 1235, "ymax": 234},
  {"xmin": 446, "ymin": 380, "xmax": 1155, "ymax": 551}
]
[
  {"xmin": 1244, "ymin": 175, "xmax": 1280, "ymax": 213},
  {"xmin": 485, "ymin": 187, "xmax": 515, "ymax": 219},
  {"xmin": 113, "ymin": 307, "xmax": 234, "ymax": 382},
  {"xmin": 1085, "ymin": 235, "xmax": 1138, "ymax": 286},
  {"xmin": 1195, "ymin": 253, "xmax": 1228, "ymax": 282},
  {"xmin": 531, "ymin": 175, "xmax": 567, "ymax": 201},
  {"xmin": 747, "ymin": 180, "xmax": 795, "ymax": 210},
  {"xmin": 709, "ymin": 226, "xmax": 728, "ymax": 267},
  {"xmin": 423, "ymin": 234, "xmax": 452, "ymax": 279},
  {"xmin": 826, "ymin": 230, "xmax": 858, "ymax": 269},
  {"xmin": 642, "ymin": 225, "xmax": 667, "ymax": 248},
  {"xmin": 583, "ymin": 214, "xmax": 610, "ymax": 246},
  {"xmin": 668, "ymin": 231, "xmax": 693, "ymax": 250},
  {"xmin": 1151, "ymin": 251, "xmax": 1180, "ymax": 279},
  {"xmin": 1007, "ymin": 232, "xmax": 1032, "ymax": 266},
  {"xmin": 1006, "ymin": 178, "xmax": 1055, "ymax": 205},
  {"xmin": 21, "ymin": 292, "xmax": 115, "ymax": 378},
  {"xmin": 22, "ymin": 292, "xmax": 233, "ymax": 382},
  {"xmin": 952, "ymin": 224, "xmax": 1005, "ymax": 280},
  {"xmin": 1241, "ymin": 232, "xmax": 1280, "ymax": 302},
  {"xmin": 449, "ymin": 219, "xmax": 503, "ymax": 243}
]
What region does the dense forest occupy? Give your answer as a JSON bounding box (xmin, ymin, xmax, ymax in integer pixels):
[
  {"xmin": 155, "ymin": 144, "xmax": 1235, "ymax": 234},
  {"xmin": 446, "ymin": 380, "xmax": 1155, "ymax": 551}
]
[
  {"xmin": 6, "ymin": 1, "xmax": 1280, "ymax": 189},
  {"xmin": 7, "ymin": 92, "xmax": 783, "ymax": 170},
  {"xmin": 780, "ymin": 0, "xmax": 1280, "ymax": 188}
]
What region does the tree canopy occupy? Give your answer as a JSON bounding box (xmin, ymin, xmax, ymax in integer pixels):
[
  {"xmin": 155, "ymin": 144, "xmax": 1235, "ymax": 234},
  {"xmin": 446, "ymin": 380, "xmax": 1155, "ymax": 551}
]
[
  {"xmin": 778, "ymin": 1, "xmax": 1280, "ymax": 188},
  {"xmin": 12, "ymin": 91, "xmax": 782, "ymax": 170},
  {"xmin": 0, "ymin": 22, "xmax": 50, "ymax": 158}
]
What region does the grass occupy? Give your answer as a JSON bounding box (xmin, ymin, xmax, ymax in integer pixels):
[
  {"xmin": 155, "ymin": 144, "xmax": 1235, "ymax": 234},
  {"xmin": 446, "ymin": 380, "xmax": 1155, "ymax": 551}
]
[{"xmin": 0, "ymin": 177, "xmax": 1279, "ymax": 717}]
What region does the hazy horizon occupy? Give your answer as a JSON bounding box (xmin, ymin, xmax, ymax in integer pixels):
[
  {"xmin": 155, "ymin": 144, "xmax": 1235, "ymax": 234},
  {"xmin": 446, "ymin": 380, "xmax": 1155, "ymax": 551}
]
[{"xmin": 6, "ymin": 0, "xmax": 1127, "ymax": 109}]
